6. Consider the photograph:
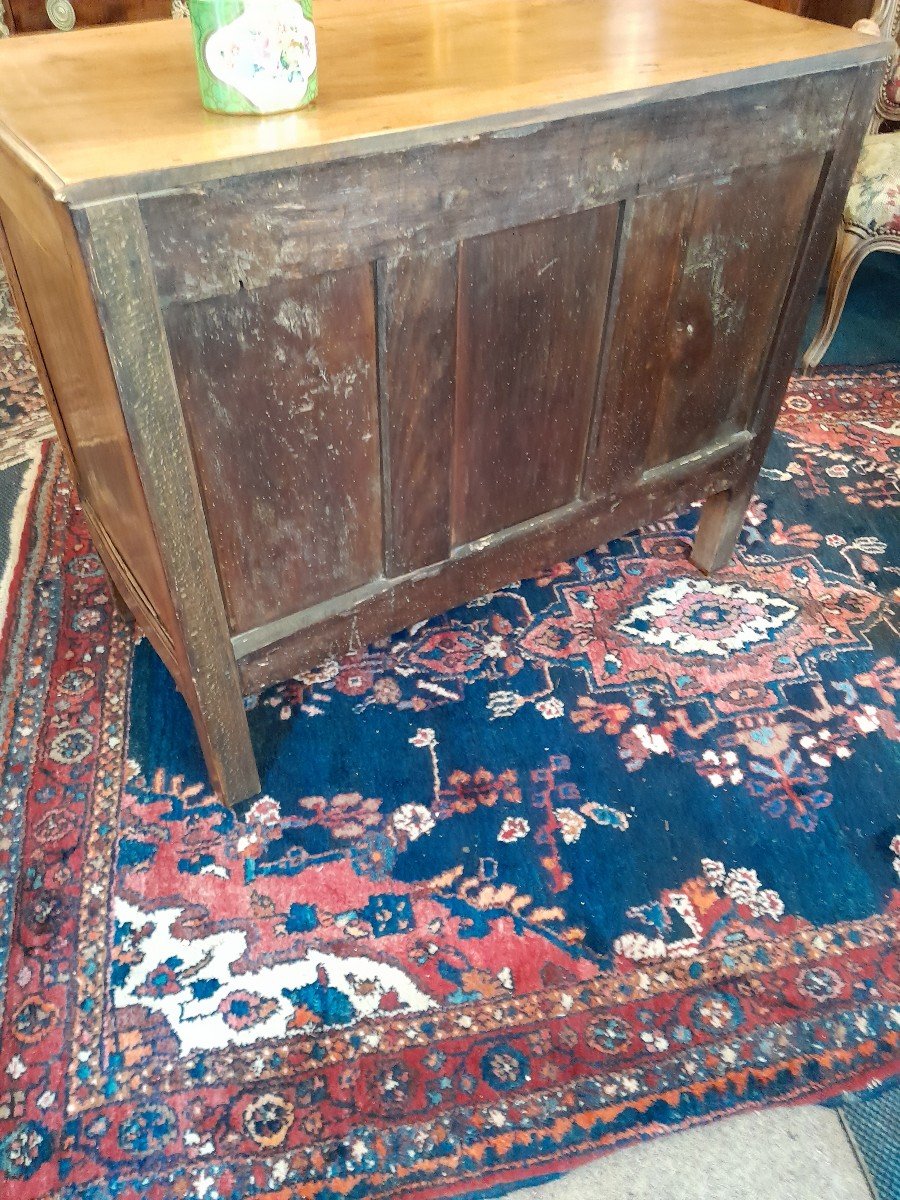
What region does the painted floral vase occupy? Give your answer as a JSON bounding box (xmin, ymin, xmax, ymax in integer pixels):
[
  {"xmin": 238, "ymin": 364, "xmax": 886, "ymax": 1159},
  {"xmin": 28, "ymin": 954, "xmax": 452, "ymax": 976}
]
[{"xmin": 188, "ymin": 0, "xmax": 318, "ymax": 116}]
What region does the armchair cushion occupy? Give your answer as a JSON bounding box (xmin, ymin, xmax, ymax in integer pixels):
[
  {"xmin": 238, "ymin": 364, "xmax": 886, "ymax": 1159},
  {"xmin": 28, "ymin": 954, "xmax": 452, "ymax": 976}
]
[{"xmin": 843, "ymin": 131, "xmax": 900, "ymax": 237}]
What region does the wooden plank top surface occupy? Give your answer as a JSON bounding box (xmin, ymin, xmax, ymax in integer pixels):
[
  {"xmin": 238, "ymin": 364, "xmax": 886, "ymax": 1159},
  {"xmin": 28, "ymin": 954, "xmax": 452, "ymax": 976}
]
[{"xmin": 0, "ymin": 0, "xmax": 886, "ymax": 199}]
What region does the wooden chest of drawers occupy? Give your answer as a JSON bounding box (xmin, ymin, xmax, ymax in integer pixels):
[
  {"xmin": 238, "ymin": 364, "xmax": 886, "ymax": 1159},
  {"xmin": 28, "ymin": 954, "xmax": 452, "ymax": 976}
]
[{"xmin": 0, "ymin": 1, "xmax": 889, "ymax": 803}]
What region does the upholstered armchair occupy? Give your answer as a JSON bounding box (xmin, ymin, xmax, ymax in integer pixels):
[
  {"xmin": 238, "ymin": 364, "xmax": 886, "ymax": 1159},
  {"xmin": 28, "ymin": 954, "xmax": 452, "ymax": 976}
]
[{"xmin": 802, "ymin": 0, "xmax": 899, "ymax": 370}]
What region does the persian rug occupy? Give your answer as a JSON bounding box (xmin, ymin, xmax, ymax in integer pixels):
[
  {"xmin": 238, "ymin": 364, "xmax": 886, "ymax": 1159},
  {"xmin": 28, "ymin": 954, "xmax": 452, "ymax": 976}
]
[
  {"xmin": 0, "ymin": 367, "xmax": 898, "ymax": 1200},
  {"xmin": 0, "ymin": 275, "xmax": 54, "ymax": 470}
]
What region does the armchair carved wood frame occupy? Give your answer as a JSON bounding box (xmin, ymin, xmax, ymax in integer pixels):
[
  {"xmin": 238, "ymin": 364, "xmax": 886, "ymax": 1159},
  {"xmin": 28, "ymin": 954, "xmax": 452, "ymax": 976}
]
[{"xmin": 803, "ymin": 0, "xmax": 900, "ymax": 370}]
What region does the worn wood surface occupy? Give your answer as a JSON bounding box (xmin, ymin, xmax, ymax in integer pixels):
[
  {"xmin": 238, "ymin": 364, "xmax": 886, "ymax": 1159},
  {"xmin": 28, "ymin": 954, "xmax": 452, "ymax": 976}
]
[
  {"xmin": 377, "ymin": 249, "xmax": 457, "ymax": 576},
  {"xmin": 585, "ymin": 154, "xmax": 824, "ymax": 498},
  {"xmin": 692, "ymin": 481, "xmax": 758, "ymax": 575},
  {"xmin": 0, "ymin": 168, "xmax": 189, "ymax": 718},
  {"xmin": 225, "ymin": 61, "xmax": 884, "ymax": 698},
  {"xmin": 0, "ymin": 0, "xmax": 888, "ymax": 199},
  {"xmin": 0, "ymin": 144, "xmax": 177, "ymax": 649},
  {"xmin": 692, "ymin": 57, "xmax": 886, "ymax": 573},
  {"xmin": 141, "ymin": 71, "xmax": 856, "ymax": 305},
  {"xmin": 453, "ymin": 208, "xmax": 618, "ymax": 544},
  {"xmin": 235, "ymin": 436, "xmax": 754, "ymax": 692},
  {"xmin": 165, "ymin": 268, "xmax": 382, "ymax": 634},
  {"xmin": 75, "ymin": 198, "xmax": 260, "ymax": 802}
]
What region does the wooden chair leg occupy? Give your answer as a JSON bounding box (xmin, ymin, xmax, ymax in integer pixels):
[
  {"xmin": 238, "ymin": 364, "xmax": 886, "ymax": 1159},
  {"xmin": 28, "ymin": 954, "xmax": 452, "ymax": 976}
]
[
  {"xmin": 801, "ymin": 228, "xmax": 872, "ymax": 373},
  {"xmin": 690, "ymin": 479, "xmax": 755, "ymax": 575}
]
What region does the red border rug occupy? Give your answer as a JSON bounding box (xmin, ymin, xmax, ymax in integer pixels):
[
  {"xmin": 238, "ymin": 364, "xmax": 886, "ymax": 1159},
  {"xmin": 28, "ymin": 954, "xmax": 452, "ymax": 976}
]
[{"xmin": 0, "ymin": 369, "xmax": 898, "ymax": 1200}]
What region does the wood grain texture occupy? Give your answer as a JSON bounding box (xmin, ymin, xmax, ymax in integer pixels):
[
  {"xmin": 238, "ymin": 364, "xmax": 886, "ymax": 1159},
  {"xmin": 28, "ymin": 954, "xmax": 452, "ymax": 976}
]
[
  {"xmin": 0, "ymin": 150, "xmax": 191, "ymax": 756},
  {"xmin": 165, "ymin": 268, "xmax": 383, "ymax": 634},
  {"xmin": 76, "ymin": 198, "xmax": 260, "ymax": 804},
  {"xmin": 5, "ymin": 0, "xmax": 170, "ymax": 33},
  {"xmin": 0, "ymin": 146, "xmax": 176, "ymax": 641},
  {"xmin": 692, "ymin": 57, "xmax": 886, "ymax": 572},
  {"xmin": 141, "ymin": 70, "xmax": 854, "ymax": 305},
  {"xmin": 691, "ymin": 480, "xmax": 757, "ymax": 574},
  {"xmin": 585, "ymin": 154, "xmax": 823, "ymax": 499},
  {"xmin": 745, "ymin": 61, "xmax": 886, "ymax": 454},
  {"xmin": 235, "ymin": 431, "xmax": 755, "ymax": 692},
  {"xmin": 584, "ymin": 188, "xmax": 695, "ymax": 497},
  {"xmin": 79, "ymin": 494, "xmax": 182, "ymax": 681},
  {"xmin": 230, "ymin": 63, "xmax": 887, "ymax": 695},
  {"xmin": 643, "ymin": 161, "xmax": 811, "ymax": 463},
  {"xmin": 649, "ymin": 154, "xmax": 823, "ymax": 455},
  {"xmin": 0, "ymin": 0, "xmax": 886, "ymax": 198},
  {"xmin": 452, "ymin": 208, "xmax": 619, "ymax": 544},
  {"xmin": 377, "ymin": 249, "xmax": 457, "ymax": 576}
]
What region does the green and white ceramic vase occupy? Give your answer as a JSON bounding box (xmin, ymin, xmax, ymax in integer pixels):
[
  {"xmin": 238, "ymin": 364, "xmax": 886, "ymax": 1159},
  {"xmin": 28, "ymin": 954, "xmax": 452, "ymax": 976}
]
[{"xmin": 188, "ymin": 0, "xmax": 318, "ymax": 116}]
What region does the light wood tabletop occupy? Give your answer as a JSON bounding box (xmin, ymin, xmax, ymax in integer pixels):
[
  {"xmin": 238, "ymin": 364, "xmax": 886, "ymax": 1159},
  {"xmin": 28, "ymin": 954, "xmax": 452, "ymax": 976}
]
[{"xmin": 0, "ymin": 0, "xmax": 885, "ymax": 197}]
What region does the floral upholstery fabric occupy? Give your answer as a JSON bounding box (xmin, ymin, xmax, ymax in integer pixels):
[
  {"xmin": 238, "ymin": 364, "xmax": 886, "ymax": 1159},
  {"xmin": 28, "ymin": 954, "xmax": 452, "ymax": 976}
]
[{"xmin": 844, "ymin": 131, "xmax": 900, "ymax": 237}]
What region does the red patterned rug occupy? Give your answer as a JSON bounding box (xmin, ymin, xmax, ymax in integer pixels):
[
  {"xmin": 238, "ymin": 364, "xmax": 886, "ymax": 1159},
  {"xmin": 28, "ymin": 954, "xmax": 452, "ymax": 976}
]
[{"xmin": 0, "ymin": 368, "xmax": 898, "ymax": 1199}]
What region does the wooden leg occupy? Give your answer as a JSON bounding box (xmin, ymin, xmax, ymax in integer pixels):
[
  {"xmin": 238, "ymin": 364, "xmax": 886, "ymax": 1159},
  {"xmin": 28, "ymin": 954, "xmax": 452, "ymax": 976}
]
[
  {"xmin": 183, "ymin": 685, "xmax": 260, "ymax": 806},
  {"xmin": 690, "ymin": 480, "xmax": 754, "ymax": 575},
  {"xmin": 801, "ymin": 228, "xmax": 871, "ymax": 373},
  {"xmin": 78, "ymin": 198, "xmax": 261, "ymax": 808}
]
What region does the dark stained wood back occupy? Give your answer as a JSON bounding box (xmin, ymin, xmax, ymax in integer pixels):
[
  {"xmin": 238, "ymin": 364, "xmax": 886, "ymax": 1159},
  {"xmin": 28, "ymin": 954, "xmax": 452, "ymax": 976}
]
[
  {"xmin": 585, "ymin": 155, "xmax": 824, "ymax": 499},
  {"xmin": 153, "ymin": 71, "xmax": 850, "ymax": 645},
  {"xmin": 166, "ymin": 270, "xmax": 382, "ymax": 633},
  {"xmin": 452, "ymin": 208, "xmax": 618, "ymax": 545}
]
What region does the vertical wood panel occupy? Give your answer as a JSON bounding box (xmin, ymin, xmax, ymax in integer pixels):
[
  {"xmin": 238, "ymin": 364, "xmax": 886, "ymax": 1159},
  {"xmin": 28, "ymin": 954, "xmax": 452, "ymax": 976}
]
[
  {"xmin": 583, "ymin": 188, "xmax": 696, "ymax": 496},
  {"xmin": 644, "ymin": 154, "xmax": 823, "ymax": 465},
  {"xmin": 165, "ymin": 267, "xmax": 382, "ymax": 635},
  {"xmin": 377, "ymin": 247, "xmax": 457, "ymax": 576},
  {"xmin": 692, "ymin": 60, "xmax": 885, "ymax": 573},
  {"xmin": 78, "ymin": 198, "xmax": 260, "ymax": 804},
  {"xmin": 452, "ymin": 206, "xmax": 619, "ymax": 546},
  {"xmin": 585, "ymin": 154, "xmax": 823, "ymax": 498}
]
